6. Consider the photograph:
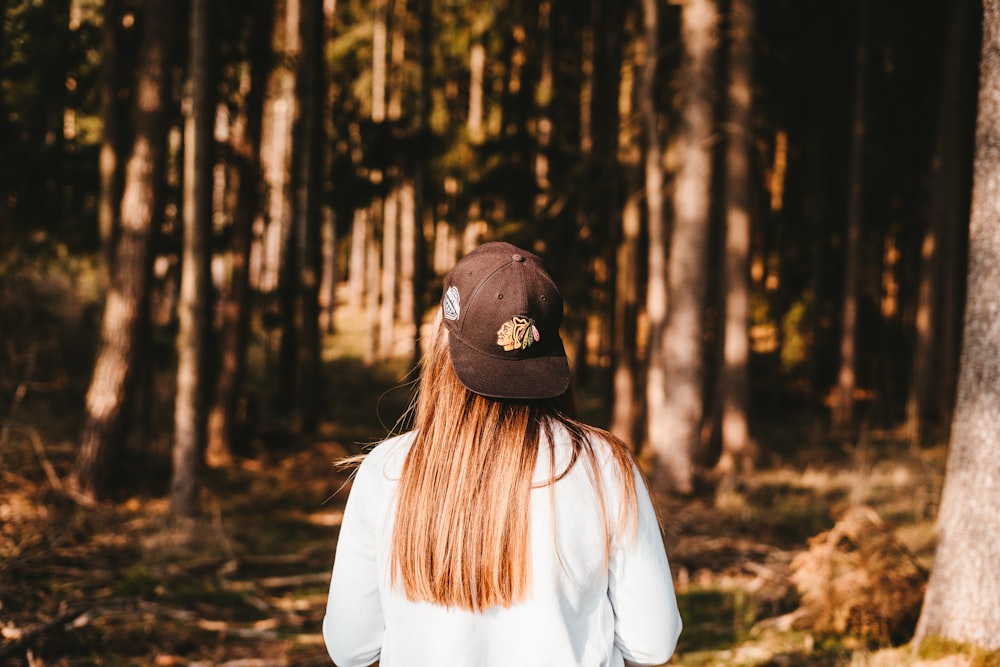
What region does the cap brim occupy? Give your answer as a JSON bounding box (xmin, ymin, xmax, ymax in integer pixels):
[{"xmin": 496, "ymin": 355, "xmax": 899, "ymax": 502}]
[{"xmin": 447, "ymin": 331, "xmax": 571, "ymax": 400}]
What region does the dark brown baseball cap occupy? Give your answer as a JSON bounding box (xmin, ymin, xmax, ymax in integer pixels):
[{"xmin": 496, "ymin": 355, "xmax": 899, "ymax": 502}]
[{"xmin": 441, "ymin": 242, "xmax": 570, "ymax": 400}]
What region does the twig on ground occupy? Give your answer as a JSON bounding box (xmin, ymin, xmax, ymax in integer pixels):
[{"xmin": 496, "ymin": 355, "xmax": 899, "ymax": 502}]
[{"xmin": 24, "ymin": 425, "xmax": 63, "ymax": 492}]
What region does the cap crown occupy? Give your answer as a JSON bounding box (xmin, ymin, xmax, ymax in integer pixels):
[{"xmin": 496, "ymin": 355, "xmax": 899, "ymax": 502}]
[{"xmin": 441, "ymin": 242, "xmax": 569, "ymax": 399}]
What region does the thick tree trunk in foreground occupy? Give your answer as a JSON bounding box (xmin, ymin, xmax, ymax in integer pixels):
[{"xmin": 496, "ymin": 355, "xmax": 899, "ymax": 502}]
[
  {"xmin": 72, "ymin": 0, "xmax": 175, "ymax": 501},
  {"xmin": 913, "ymin": 0, "xmax": 1000, "ymax": 649}
]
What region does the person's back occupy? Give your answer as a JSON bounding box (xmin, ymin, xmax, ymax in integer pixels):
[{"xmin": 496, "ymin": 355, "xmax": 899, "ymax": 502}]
[{"xmin": 323, "ymin": 242, "xmax": 682, "ymax": 666}]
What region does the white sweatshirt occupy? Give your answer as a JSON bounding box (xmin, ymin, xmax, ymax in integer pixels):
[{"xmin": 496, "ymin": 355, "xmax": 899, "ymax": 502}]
[{"xmin": 323, "ymin": 425, "xmax": 682, "ymax": 667}]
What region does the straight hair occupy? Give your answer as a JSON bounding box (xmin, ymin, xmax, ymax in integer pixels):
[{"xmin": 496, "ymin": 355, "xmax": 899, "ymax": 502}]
[{"xmin": 390, "ymin": 319, "xmax": 642, "ymax": 611}]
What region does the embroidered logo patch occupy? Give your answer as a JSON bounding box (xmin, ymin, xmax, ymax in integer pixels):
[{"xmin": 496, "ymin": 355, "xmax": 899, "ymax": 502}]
[
  {"xmin": 443, "ymin": 286, "xmax": 460, "ymax": 320},
  {"xmin": 496, "ymin": 316, "xmax": 540, "ymax": 351}
]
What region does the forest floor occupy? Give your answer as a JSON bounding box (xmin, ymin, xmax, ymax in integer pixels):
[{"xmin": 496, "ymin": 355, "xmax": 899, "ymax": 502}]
[
  {"xmin": 4, "ymin": 369, "xmax": 992, "ymax": 667},
  {"xmin": 1, "ymin": 280, "xmax": 997, "ymax": 666}
]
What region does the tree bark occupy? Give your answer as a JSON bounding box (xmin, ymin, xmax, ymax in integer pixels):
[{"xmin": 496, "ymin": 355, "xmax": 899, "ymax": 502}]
[
  {"xmin": 97, "ymin": 0, "xmax": 121, "ymax": 288},
  {"xmin": 715, "ymin": 0, "xmax": 756, "ymax": 488},
  {"xmin": 610, "ymin": 7, "xmax": 641, "ymax": 447},
  {"xmin": 914, "ymin": 1, "xmax": 1000, "ymax": 647},
  {"xmin": 648, "ymin": 0, "xmax": 718, "ymax": 495},
  {"xmin": 293, "ymin": 0, "xmax": 326, "ymax": 430},
  {"xmin": 72, "ymin": 0, "xmax": 175, "ymax": 501},
  {"xmin": 348, "ymin": 208, "xmax": 368, "ymax": 308},
  {"xmin": 206, "ymin": 0, "xmax": 273, "ymax": 468},
  {"xmin": 277, "ymin": 0, "xmax": 303, "ymax": 409},
  {"xmin": 641, "ymin": 0, "xmax": 668, "ymax": 471},
  {"xmin": 372, "ymin": 0, "xmax": 388, "ymax": 123},
  {"xmin": 379, "ymin": 188, "xmax": 399, "ymax": 359},
  {"xmin": 834, "ymin": 0, "xmax": 868, "ymax": 430},
  {"xmin": 387, "ymin": 0, "xmax": 407, "ymax": 122},
  {"xmin": 171, "ymin": 0, "xmax": 214, "ymax": 517}
]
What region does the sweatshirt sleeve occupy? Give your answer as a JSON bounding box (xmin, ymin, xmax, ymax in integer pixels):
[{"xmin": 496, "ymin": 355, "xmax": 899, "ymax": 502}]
[
  {"xmin": 608, "ymin": 467, "xmax": 683, "ymax": 665},
  {"xmin": 323, "ymin": 455, "xmax": 385, "ymax": 667}
]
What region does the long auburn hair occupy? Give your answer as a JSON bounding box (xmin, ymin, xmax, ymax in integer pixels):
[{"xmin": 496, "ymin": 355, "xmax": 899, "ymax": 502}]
[{"xmin": 390, "ymin": 318, "xmax": 642, "ymax": 611}]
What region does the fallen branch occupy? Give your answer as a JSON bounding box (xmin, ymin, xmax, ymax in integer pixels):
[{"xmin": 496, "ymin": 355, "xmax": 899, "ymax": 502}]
[{"xmin": 0, "ymin": 609, "xmax": 87, "ymax": 659}]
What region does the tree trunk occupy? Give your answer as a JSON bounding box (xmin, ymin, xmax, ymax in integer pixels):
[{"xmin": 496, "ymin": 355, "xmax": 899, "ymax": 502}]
[
  {"xmin": 914, "ymin": 2, "xmax": 1000, "ymax": 647},
  {"xmin": 715, "ymin": 0, "xmax": 756, "ymax": 488},
  {"xmin": 648, "ymin": 0, "xmax": 718, "ymax": 495},
  {"xmin": 277, "ymin": 0, "xmax": 302, "ymax": 409},
  {"xmin": 387, "ymin": 0, "xmax": 407, "ymax": 122},
  {"xmin": 398, "ymin": 180, "xmax": 417, "ymax": 361},
  {"xmin": 206, "ymin": 0, "xmax": 272, "ymax": 468},
  {"xmin": 534, "ymin": 0, "xmax": 553, "ymax": 216},
  {"xmin": 171, "ymin": 0, "xmax": 214, "ymax": 517},
  {"xmin": 641, "ymin": 0, "xmax": 668, "ymax": 471},
  {"xmin": 409, "ymin": 0, "xmax": 432, "ymax": 369},
  {"xmin": 72, "ymin": 0, "xmax": 175, "ymax": 501},
  {"xmin": 609, "ymin": 7, "xmax": 641, "ymax": 447},
  {"xmin": 293, "ymin": 0, "xmax": 325, "ymax": 430},
  {"xmin": 372, "ymin": 0, "xmax": 388, "ymax": 123},
  {"xmin": 379, "ymin": 188, "xmax": 399, "ymax": 359},
  {"xmin": 933, "ymin": 0, "xmax": 977, "ymax": 434},
  {"xmin": 348, "ymin": 208, "xmax": 368, "ymax": 308},
  {"xmin": 320, "ymin": 206, "xmax": 337, "ymax": 334},
  {"xmin": 468, "ymin": 39, "xmax": 486, "ymax": 143},
  {"xmin": 364, "ymin": 226, "xmax": 381, "ymax": 365},
  {"xmin": 834, "ymin": 0, "xmax": 868, "ymax": 430},
  {"xmin": 98, "ymin": 0, "xmax": 121, "ymax": 288}
]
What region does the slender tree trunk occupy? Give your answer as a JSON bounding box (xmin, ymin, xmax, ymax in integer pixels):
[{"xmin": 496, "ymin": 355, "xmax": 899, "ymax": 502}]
[
  {"xmin": 534, "ymin": 0, "xmax": 553, "ymax": 216},
  {"xmin": 206, "ymin": 0, "xmax": 272, "ymax": 467},
  {"xmin": 409, "ymin": 0, "xmax": 432, "ymax": 369},
  {"xmin": 715, "ymin": 0, "xmax": 755, "ymax": 488},
  {"xmin": 372, "ymin": 0, "xmax": 388, "ymax": 123},
  {"xmin": 648, "ymin": 0, "xmax": 719, "ymax": 494},
  {"xmin": 364, "ymin": 227, "xmax": 381, "ymax": 365},
  {"xmin": 293, "ymin": 0, "xmax": 325, "ymax": 430},
  {"xmin": 610, "ymin": 8, "xmax": 641, "ymax": 446},
  {"xmin": 398, "ymin": 180, "xmax": 417, "ymax": 361},
  {"xmin": 259, "ymin": 0, "xmax": 297, "ymax": 296},
  {"xmin": 46, "ymin": 0, "xmax": 71, "ymax": 227},
  {"xmin": 98, "ymin": 0, "xmax": 121, "ymax": 288},
  {"xmin": 348, "ymin": 209, "xmax": 368, "ymax": 308},
  {"xmin": 640, "ymin": 0, "xmax": 668, "ymax": 468},
  {"xmin": 933, "ymin": 0, "xmax": 977, "ymax": 433},
  {"xmin": 387, "ymin": 0, "xmax": 406, "ymax": 122},
  {"xmin": 72, "ymin": 0, "xmax": 175, "ymax": 501},
  {"xmin": 914, "ymin": 2, "xmax": 1000, "ymax": 646},
  {"xmin": 171, "ymin": 0, "xmax": 214, "ymax": 517},
  {"xmin": 468, "ymin": 39, "xmax": 486, "ymax": 143},
  {"xmin": 277, "ymin": 0, "xmax": 302, "ymax": 408},
  {"xmin": 907, "ymin": 224, "xmax": 938, "ymax": 450},
  {"xmin": 834, "ymin": 0, "xmax": 868, "ymax": 430},
  {"xmin": 592, "ymin": 0, "xmax": 627, "ymax": 431},
  {"xmin": 321, "ymin": 206, "xmax": 337, "ymax": 334},
  {"xmin": 379, "ymin": 189, "xmax": 399, "ymax": 359}
]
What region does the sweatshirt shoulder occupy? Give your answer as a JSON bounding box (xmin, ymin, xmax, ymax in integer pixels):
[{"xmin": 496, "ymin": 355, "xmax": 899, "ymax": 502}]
[{"xmin": 356, "ymin": 430, "xmax": 415, "ymax": 480}]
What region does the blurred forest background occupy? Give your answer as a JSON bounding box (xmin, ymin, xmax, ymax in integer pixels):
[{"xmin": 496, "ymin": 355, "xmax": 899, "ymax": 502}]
[{"xmin": 3, "ymin": 0, "xmax": 1000, "ymax": 664}]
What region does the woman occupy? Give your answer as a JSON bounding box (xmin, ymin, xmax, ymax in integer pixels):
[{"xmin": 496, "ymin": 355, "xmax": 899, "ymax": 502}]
[{"xmin": 324, "ymin": 242, "xmax": 682, "ymax": 666}]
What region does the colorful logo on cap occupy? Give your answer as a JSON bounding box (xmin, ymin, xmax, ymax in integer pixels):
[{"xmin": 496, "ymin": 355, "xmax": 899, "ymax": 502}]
[
  {"xmin": 497, "ymin": 315, "xmax": 540, "ymax": 351},
  {"xmin": 443, "ymin": 286, "xmax": 460, "ymax": 320}
]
